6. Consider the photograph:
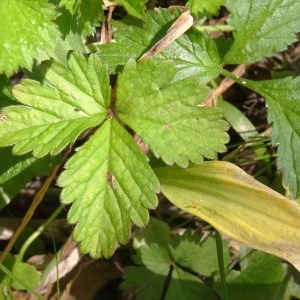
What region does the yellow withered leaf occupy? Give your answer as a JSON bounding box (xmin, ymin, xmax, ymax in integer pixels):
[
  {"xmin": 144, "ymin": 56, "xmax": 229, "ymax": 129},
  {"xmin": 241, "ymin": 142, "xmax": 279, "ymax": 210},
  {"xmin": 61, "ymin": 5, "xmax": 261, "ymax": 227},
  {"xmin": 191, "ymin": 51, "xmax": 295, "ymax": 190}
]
[{"xmin": 155, "ymin": 161, "xmax": 300, "ymax": 271}]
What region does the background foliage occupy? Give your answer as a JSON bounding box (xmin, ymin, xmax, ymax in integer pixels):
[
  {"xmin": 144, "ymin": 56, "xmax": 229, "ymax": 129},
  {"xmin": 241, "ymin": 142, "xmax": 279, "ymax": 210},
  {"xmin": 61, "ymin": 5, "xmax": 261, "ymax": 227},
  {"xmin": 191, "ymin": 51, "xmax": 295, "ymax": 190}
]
[{"xmin": 0, "ymin": 0, "xmax": 300, "ymax": 299}]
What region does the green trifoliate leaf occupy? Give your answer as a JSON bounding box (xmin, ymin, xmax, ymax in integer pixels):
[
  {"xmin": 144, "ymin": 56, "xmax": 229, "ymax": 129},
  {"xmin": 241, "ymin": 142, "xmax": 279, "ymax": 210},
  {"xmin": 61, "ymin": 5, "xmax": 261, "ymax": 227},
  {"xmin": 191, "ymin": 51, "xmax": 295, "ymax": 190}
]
[
  {"xmin": 116, "ymin": 58, "xmax": 229, "ymax": 167},
  {"xmin": 0, "ymin": 0, "xmax": 60, "ymax": 76},
  {"xmin": 224, "ymin": 0, "xmax": 300, "ymax": 64},
  {"xmin": 122, "ymin": 231, "xmax": 216, "ymax": 299},
  {"xmin": 245, "ymin": 77, "xmax": 300, "ymax": 198},
  {"xmin": 58, "ymin": 118, "xmax": 160, "ymax": 258},
  {"xmin": 0, "ymin": 52, "xmax": 110, "ymax": 157},
  {"xmin": 186, "ymin": 0, "xmax": 226, "ymax": 18},
  {"xmin": 115, "ymin": 0, "xmax": 147, "ymax": 19},
  {"xmin": 98, "ymin": 9, "xmax": 220, "ymax": 83}
]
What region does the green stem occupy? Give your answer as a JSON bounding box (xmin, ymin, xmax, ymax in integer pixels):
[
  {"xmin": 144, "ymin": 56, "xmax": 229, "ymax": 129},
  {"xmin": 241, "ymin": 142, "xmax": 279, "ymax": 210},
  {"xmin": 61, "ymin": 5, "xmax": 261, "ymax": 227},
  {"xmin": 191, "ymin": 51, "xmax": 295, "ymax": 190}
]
[
  {"xmin": 0, "ymin": 263, "xmax": 45, "ymax": 300},
  {"xmin": 51, "ymin": 232, "xmax": 60, "ymax": 300},
  {"xmin": 17, "ymin": 205, "xmax": 64, "ymax": 262},
  {"xmin": 215, "ymin": 231, "xmax": 228, "ymax": 300},
  {"xmin": 195, "ymin": 25, "xmax": 234, "ymax": 32},
  {"xmin": 220, "ymin": 68, "xmax": 251, "ymax": 86}
]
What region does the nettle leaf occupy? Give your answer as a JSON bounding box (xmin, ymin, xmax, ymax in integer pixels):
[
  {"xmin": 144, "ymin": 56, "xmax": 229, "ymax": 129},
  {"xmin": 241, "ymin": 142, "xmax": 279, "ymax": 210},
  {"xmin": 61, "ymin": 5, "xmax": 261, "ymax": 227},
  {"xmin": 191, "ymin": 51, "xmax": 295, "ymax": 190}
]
[
  {"xmin": 245, "ymin": 77, "xmax": 300, "ymax": 197},
  {"xmin": 98, "ymin": 9, "xmax": 220, "ymax": 83},
  {"xmin": 116, "ymin": 58, "xmax": 229, "ymax": 167},
  {"xmin": 186, "ymin": 0, "xmax": 226, "ymax": 18},
  {"xmin": 58, "ymin": 118, "xmax": 159, "ymax": 258},
  {"xmin": 224, "ymin": 0, "xmax": 300, "ymax": 64},
  {"xmin": 115, "ymin": 0, "xmax": 147, "ymax": 19},
  {"xmin": 0, "ymin": 52, "xmax": 109, "ymax": 157},
  {"xmin": 0, "ymin": 0, "xmax": 60, "ymax": 76}
]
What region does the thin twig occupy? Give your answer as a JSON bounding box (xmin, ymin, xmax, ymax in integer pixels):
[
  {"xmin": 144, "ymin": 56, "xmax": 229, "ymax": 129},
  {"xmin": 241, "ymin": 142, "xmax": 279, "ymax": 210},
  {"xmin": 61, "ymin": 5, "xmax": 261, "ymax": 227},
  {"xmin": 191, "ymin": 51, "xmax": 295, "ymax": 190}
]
[{"xmin": 101, "ymin": 3, "xmax": 115, "ymax": 44}]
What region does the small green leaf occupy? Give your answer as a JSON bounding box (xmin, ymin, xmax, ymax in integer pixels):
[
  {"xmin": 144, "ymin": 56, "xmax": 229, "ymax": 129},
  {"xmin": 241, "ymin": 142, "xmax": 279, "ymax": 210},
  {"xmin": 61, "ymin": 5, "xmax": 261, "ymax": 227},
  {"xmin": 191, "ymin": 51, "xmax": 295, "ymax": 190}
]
[
  {"xmin": 51, "ymin": 6, "xmax": 87, "ymax": 66},
  {"xmin": 224, "ymin": 0, "xmax": 300, "ymax": 64},
  {"xmin": 156, "ymin": 29, "xmax": 220, "ymax": 83},
  {"xmin": 0, "ymin": 52, "xmax": 109, "ymax": 157},
  {"xmin": 186, "ymin": 0, "xmax": 226, "ymax": 18},
  {"xmin": 115, "ymin": 0, "xmax": 147, "ymax": 19},
  {"xmin": 11, "ymin": 260, "xmax": 40, "ymax": 290},
  {"xmin": 155, "ymin": 161, "xmax": 300, "ymax": 271},
  {"xmin": 0, "ymin": 254, "xmax": 40, "ymax": 295},
  {"xmin": 0, "ymin": 255, "xmax": 14, "ymax": 300},
  {"xmin": 245, "ymin": 76, "xmax": 300, "ymax": 198},
  {"xmin": 0, "ymin": 148, "xmax": 55, "ymax": 186},
  {"xmin": 165, "ymin": 266, "xmax": 215, "ymax": 300},
  {"xmin": 98, "ymin": 9, "xmax": 221, "ymax": 83},
  {"xmin": 0, "ymin": 75, "xmax": 14, "ymax": 108},
  {"xmin": 0, "ymin": 147, "xmax": 58, "ymax": 209},
  {"xmin": 134, "ymin": 217, "xmax": 171, "ymax": 249},
  {"xmin": 0, "ymin": 0, "xmax": 60, "ymax": 76},
  {"xmin": 97, "ymin": 8, "xmax": 177, "ymax": 72},
  {"xmin": 170, "ymin": 232, "xmax": 230, "ymax": 277},
  {"xmin": 276, "ymin": 264, "xmax": 300, "ymax": 300},
  {"xmin": 59, "ymin": 0, "xmax": 103, "ymax": 37},
  {"xmin": 52, "ymin": 32, "xmax": 86, "ymax": 67},
  {"xmin": 121, "ymin": 244, "xmax": 171, "ymax": 299},
  {"xmin": 117, "ymin": 58, "xmax": 228, "ymax": 167},
  {"xmin": 121, "ymin": 266, "xmax": 167, "ymax": 300},
  {"xmin": 123, "ymin": 223, "xmax": 217, "ymax": 299},
  {"xmin": 58, "ymin": 118, "xmax": 160, "ymax": 258},
  {"xmin": 214, "ymin": 251, "xmax": 284, "ymax": 300},
  {"xmin": 137, "ymin": 243, "xmax": 171, "ymax": 274}
]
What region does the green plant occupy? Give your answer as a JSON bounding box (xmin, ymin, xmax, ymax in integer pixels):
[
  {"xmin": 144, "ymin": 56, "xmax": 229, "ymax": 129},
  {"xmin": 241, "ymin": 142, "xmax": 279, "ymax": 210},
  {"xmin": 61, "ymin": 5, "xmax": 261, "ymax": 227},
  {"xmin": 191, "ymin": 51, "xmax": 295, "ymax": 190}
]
[
  {"xmin": 1, "ymin": 0, "xmax": 300, "ymax": 298},
  {"xmin": 121, "ymin": 218, "xmax": 286, "ymax": 300}
]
